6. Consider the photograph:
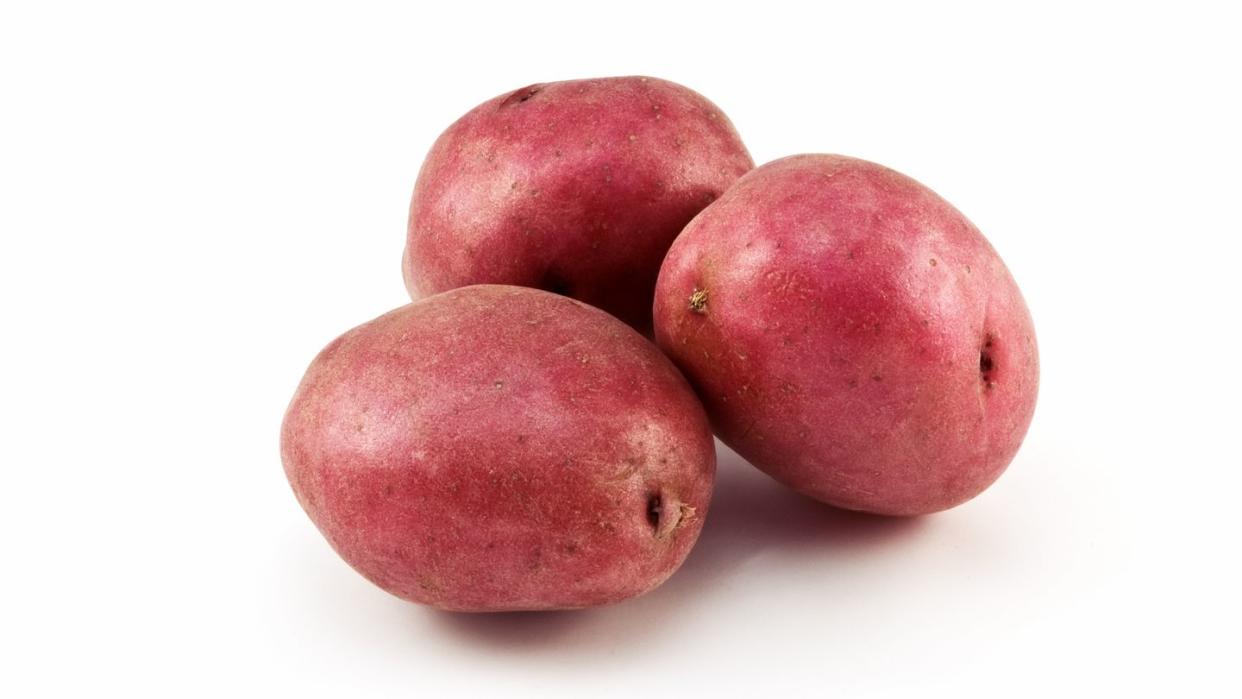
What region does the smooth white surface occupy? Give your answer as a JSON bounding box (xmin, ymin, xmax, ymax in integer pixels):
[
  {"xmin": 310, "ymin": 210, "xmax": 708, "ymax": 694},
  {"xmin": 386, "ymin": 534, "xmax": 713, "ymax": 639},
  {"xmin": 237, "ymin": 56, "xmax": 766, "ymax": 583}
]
[{"xmin": 3, "ymin": 2, "xmax": 1240, "ymax": 696}]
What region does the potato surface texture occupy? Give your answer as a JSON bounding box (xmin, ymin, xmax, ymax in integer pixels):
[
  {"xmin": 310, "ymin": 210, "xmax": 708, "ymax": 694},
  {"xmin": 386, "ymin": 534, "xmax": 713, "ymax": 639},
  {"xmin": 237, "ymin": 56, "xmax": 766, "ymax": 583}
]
[
  {"xmin": 654, "ymin": 155, "xmax": 1038, "ymax": 516},
  {"xmin": 282, "ymin": 285, "xmax": 715, "ymax": 611},
  {"xmin": 404, "ymin": 76, "xmax": 753, "ymax": 334}
]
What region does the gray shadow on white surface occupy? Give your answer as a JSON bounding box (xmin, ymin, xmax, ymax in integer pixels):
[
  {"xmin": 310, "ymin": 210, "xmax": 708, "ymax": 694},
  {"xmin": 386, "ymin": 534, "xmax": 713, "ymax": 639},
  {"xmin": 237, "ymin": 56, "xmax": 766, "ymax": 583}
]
[{"xmin": 424, "ymin": 442, "xmax": 929, "ymax": 652}]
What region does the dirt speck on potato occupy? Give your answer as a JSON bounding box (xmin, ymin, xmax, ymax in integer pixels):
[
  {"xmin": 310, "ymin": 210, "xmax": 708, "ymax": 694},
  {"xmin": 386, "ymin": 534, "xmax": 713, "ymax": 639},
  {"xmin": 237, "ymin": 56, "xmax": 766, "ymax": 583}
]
[{"xmin": 688, "ymin": 288, "xmax": 709, "ymax": 314}]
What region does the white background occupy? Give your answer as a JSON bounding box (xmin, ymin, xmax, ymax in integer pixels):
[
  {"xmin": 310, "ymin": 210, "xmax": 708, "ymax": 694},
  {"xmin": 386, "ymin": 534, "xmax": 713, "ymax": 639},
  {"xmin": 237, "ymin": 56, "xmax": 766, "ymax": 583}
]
[{"xmin": 3, "ymin": 1, "xmax": 1240, "ymax": 696}]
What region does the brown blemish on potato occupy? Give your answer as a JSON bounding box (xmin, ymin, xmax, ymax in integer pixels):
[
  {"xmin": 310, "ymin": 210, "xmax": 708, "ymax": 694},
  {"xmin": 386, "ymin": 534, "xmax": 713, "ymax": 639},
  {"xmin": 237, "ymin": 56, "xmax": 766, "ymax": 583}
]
[
  {"xmin": 527, "ymin": 548, "xmax": 544, "ymax": 571},
  {"xmin": 688, "ymin": 288, "xmax": 708, "ymax": 314},
  {"xmin": 673, "ymin": 503, "xmax": 696, "ymax": 532},
  {"xmin": 606, "ymin": 458, "xmax": 641, "ymax": 482},
  {"xmin": 499, "ymin": 84, "xmax": 544, "ymax": 108}
]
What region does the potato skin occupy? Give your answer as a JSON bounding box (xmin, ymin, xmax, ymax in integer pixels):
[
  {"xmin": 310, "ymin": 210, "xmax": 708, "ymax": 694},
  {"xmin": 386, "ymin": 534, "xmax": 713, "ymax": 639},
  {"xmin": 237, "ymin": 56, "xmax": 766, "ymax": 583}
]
[
  {"xmin": 281, "ymin": 286, "xmax": 715, "ymax": 611},
  {"xmin": 654, "ymin": 155, "xmax": 1038, "ymax": 516},
  {"xmin": 405, "ymin": 76, "xmax": 753, "ymax": 335}
]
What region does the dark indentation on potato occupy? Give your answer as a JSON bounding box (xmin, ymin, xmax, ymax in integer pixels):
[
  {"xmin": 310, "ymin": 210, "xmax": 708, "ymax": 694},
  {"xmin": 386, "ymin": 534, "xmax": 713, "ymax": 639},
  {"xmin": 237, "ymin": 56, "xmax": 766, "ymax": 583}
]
[
  {"xmin": 980, "ymin": 334, "xmax": 996, "ymax": 388},
  {"xmin": 500, "ymin": 84, "xmax": 544, "ymax": 108},
  {"xmin": 979, "ymin": 351, "xmax": 994, "ymax": 373},
  {"xmin": 646, "ymin": 493, "xmax": 663, "ymax": 531}
]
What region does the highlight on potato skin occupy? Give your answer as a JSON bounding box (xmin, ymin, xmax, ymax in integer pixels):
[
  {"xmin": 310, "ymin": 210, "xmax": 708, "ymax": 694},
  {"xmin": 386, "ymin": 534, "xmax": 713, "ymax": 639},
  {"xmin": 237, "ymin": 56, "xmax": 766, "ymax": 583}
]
[
  {"xmin": 404, "ymin": 76, "xmax": 754, "ymax": 336},
  {"xmin": 653, "ymin": 154, "xmax": 1039, "ymax": 516},
  {"xmin": 281, "ymin": 285, "xmax": 716, "ymax": 612}
]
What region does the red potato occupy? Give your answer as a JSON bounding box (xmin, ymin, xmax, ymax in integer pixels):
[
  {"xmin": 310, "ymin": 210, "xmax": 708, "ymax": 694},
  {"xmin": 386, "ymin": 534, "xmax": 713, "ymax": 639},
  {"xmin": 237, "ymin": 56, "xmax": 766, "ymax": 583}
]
[
  {"xmin": 281, "ymin": 285, "xmax": 715, "ymax": 611},
  {"xmin": 404, "ymin": 76, "xmax": 753, "ymax": 334},
  {"xmin": 654, "ymin": 155, "xmax": 1038, "ymax": 516}
]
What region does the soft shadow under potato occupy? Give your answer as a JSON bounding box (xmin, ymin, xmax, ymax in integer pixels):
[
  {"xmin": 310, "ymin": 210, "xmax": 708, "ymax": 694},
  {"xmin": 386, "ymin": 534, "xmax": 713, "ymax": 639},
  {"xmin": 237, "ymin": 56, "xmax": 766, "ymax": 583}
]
[
  {"xmin": 423, "ymin": 442, "xmax": 929, "ymax": 653},
  {"xmin": 654, "ymin": 443, "xmax": 929, "ymax": 593}
]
